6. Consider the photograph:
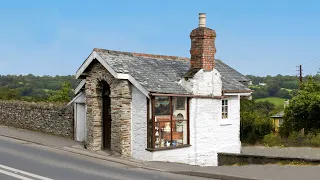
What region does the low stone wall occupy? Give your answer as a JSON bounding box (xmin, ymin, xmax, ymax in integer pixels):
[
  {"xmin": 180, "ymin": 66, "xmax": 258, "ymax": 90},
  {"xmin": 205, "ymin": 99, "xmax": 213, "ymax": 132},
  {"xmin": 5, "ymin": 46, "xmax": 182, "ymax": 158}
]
[
  {"xmin": 0, "ymin": 100, "xmax": 74, "ymax": 139},
  {"xmin": 218, "ymin": 153, "xmax": 320, "ymax": 166}
]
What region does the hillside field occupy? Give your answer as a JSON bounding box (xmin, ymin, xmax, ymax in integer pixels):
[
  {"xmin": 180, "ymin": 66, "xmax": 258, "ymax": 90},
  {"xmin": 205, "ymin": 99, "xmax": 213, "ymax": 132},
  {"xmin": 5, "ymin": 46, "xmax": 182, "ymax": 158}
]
[{"xmin": 255, "ymin": 97, "xmax": 287, "ymax": 107}]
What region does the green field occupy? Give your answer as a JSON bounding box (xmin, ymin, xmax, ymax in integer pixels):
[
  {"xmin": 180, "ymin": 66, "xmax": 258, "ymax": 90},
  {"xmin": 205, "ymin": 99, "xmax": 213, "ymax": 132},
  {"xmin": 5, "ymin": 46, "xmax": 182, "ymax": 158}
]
[{"xmin": 255, "ymin": 97, "xmax": 287, "ymax": 107}]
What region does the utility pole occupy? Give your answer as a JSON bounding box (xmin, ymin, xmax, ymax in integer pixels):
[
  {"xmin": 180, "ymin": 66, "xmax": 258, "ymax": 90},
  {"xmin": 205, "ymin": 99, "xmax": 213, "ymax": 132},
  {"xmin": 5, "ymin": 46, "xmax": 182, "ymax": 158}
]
[
  {"xmin": 299, "ymin": 65, "xmax": 303, "ymax": 83},
  {"xmin": 297, "ymin": 65, "xmax": 303, "ymax": 90}
]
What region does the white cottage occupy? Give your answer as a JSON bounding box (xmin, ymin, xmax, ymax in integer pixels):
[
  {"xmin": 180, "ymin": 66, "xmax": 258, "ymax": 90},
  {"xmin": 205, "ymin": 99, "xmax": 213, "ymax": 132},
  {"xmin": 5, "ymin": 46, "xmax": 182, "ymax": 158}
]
[{"xmin": 70, "ymin": 13, "xmax": 252, "ymax": 166}]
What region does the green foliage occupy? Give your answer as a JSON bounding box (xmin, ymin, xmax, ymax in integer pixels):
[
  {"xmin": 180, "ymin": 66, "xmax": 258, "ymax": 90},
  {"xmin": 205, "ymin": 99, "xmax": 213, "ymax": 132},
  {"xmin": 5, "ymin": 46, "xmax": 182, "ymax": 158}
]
[
  {"xmin": 240, "ymin": 99, "xmax": 274, "ymax": 144},
  {"xmin": 286, "ymin": 131, "xmax": 305, "ymax": 146},
  {"xmin": 267, "ymin": 83, "xmax": 281, "ymax": 96},
  {"xmin": 0, "ymin": 74, "xmax": 80, "ymax": 102},
  {"xmin": 308, "ymin": 133, "xmax": 320, "ymax": 147},
  {"xmin": 47, "ymin": 82, "xmax": 72, "ymax": 102},
  {"xmin": 277, "ymin": 89, "xmax": 291, "ymax": 99},
  {"xmin": 262, "ymin": 131, "xmax": 320, "ymax": 148},
  {"xmin": 252, "ymin": 88, "xmax": 269, "ymax": 99},
  {"xmin": 246, "ymin": 74, "xmax": 320, "ymax": 100},
  {"xmin": 282, "ymin": 78, "xmax": 320, "ymax": 135},
  {"xmin": 262, "ymin": 133, "xmax": 282, "ymax": 147}
]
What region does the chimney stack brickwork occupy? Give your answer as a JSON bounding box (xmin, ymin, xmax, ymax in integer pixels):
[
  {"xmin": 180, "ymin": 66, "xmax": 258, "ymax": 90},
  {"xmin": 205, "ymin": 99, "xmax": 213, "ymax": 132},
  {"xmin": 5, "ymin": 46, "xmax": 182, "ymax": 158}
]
[{"xmin": 190, "ymin": 13, "xmax": 216, "ymax": 71}]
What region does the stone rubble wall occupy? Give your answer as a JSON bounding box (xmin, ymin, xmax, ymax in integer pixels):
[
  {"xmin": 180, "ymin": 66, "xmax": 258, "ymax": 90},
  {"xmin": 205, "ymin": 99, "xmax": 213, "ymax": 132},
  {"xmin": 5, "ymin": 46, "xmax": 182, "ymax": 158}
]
[
  {"xmin": 85, "ymin": 62, "xmax": 132, "ymax": 156},
  {"xmin": 0, "ymin": 100, "xmax": 74, "ymax": 139}
]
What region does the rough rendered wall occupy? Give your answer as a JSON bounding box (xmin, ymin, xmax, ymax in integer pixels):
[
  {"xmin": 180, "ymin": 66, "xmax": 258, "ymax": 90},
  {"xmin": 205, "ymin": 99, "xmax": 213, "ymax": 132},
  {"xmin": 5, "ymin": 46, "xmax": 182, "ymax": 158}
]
[
  {"xmin": 150, "ymin": 69, "xmax": 240, "ymax": 166},
  {"xmin": 181, "ymin": 69, "xmax": 222, "ymax": 96},
  {"xmin": 85, "ymin": 61, "xmax": 132, "ymax": 156},
  {"xmin": 131, "ymin": 86, "xmax": 152, "ymax": 161},
  {"xmin": 152, "ymin": 98, "xmax": 221, "ymax": 166},
  {"xmin": 0, "ymin": 101, "xmax": 74, "ymax": 138},
  {"xmin": 217, "ymin": 95, "xmax": 241, "ymax": 154}
]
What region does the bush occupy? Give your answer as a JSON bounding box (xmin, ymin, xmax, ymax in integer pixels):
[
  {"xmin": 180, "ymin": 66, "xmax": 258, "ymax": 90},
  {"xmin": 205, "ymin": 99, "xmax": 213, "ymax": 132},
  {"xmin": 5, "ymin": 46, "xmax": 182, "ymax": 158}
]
[
  {"xmin": 309, "ymin": 133, "xmax": 320, "ymax": 147},
  {"xmin": 286, "ymin": 131, "xmax": 305, "ymax": 146},
  {"xmin": 240, "ymin": 100, "xmax": 274, "ymax": 144},
  {"xmin": 262, "ymin": 133, "xmax": 282, "ymax": 147}
]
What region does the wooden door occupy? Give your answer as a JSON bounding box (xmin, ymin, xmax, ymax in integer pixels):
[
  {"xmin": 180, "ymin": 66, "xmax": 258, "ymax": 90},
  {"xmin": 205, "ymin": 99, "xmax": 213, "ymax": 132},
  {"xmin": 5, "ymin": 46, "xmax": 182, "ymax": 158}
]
[{"xmin": 76, "ymin": 103, "xmax": 86, "ymax": 142}]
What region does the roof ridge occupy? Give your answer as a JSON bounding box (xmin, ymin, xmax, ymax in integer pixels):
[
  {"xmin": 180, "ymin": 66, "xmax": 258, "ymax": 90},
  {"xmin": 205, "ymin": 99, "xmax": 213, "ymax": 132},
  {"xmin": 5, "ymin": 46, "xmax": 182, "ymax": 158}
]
[{"xmin": 93, "ymin": 48, "xmax": 189, "ymax": 61}]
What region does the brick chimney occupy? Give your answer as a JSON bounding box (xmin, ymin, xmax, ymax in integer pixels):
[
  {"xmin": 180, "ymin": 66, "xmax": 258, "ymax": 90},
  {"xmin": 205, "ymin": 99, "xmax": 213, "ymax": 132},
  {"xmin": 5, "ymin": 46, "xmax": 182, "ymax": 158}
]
[{"xmin": 190, "ymin": 13, "xmax": 216, "ymax": 71}]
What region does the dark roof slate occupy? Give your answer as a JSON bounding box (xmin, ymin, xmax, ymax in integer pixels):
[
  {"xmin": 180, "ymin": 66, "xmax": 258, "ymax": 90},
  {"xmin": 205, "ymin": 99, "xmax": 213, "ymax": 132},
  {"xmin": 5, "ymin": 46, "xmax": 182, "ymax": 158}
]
[{"xmin": 94, "ymin": 48, "xmax": 250, "ymax": 94}]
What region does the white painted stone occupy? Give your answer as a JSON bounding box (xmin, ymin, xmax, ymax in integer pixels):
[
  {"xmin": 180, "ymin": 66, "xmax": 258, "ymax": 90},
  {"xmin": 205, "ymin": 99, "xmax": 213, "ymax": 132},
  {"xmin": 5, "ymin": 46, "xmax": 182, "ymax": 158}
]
[
  {"xmin": 217, "ymin": 95, "xmax": 241, "ymax": 154},
  {"xmin": 131, "ymin": 85, "xmax": 152, "ymax": 161},
  {"xmin": 130, "ymin": 68, "xmax": 242, "ymax": 166},
  {"xmin": 180, "ymin": 69, "xmax": 222, "ymax": 96}
]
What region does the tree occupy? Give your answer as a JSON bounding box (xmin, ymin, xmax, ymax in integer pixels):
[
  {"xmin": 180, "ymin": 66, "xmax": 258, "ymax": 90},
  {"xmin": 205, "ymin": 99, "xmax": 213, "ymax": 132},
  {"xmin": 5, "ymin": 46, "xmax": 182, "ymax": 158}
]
[
  {"xmin": 281, "ymin": 78, "xmax": 320, "ymax": 135},
  {"xmin": 240, "ymin": 99, "xmax": 274, "ymax": 144},
  {"xmin": 47, "ymin": 82, "xmax": 72, "ymax": 102},
  {"xmin": 267, "ymin": 83, "xmax": 281, "ymax": 96},
  {"xmin": 277, "ymin": 89, "xmax": 291, "ymax": 99}
]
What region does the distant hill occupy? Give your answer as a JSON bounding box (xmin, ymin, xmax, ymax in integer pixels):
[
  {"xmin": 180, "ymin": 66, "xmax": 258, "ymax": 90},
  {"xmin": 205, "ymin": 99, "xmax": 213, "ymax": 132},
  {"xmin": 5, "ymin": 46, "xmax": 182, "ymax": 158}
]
[
  {"xmin": 0, "ymin": 74, "xmax": 80, "ymax": 101},
  {"xmin": 246, "ymin": 74, "xmax": 320, "ymax": 100}
]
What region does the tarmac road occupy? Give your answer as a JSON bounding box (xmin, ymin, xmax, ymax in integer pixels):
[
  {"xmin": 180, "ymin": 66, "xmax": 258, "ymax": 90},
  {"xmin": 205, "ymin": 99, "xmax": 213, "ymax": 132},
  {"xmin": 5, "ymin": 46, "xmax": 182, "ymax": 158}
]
[{"xmin": 0, "ymin": 136, "xmax": 214, "ymax": 180}]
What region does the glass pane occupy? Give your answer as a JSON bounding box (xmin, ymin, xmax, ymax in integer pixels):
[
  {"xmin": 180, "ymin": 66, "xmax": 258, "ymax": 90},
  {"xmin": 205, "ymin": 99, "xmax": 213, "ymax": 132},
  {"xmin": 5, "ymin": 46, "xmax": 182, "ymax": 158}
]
[
  {"xmin": 154, "ymin": 96, "xmax": 171, "ymax": 148},
  {"xmin": 172, "ymin": 97, "xmax": 188, "ymax": 146},
  {"xmin": 155, "ymin": 121, "xmax": 171, "ymax": 148},
  {"xmin": 225, "ymin": 100, "xmax": 228, "ymax": 105},
  {"xmin": 155, "ymin": 97, "xmax": 170, "ymax": 115}
]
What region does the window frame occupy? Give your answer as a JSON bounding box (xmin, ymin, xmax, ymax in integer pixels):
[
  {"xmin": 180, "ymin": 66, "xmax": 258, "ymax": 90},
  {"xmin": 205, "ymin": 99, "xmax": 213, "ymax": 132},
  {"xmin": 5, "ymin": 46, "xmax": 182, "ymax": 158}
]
[
  {"xmin": 278, "ymin": 119, "xmax": 283, "ymax": 127},
  {"xmin": 146, "ymin": 95, "xmax": 190, "ymax": 151},
  {"xmin": 221, "ymin": 99, "xmax": 230, "ymax": 120}
]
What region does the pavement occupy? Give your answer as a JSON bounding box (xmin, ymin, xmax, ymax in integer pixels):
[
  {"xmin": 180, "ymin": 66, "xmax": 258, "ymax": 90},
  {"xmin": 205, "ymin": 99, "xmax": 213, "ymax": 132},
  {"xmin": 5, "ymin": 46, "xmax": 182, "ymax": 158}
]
[
  {"xmin": 1, "ymin": 125, "xmax": 320, "ymax": 180},
  {"xmin": 241, "ymin": 146, "xmax": 320, "ymax": 160}
]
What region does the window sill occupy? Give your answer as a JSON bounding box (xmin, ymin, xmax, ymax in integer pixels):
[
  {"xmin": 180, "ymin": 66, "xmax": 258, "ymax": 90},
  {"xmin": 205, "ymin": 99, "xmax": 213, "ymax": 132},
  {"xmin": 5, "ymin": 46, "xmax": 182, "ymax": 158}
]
[
  {"xmin": 220, "ymin": 119, "xmax": 232, "ymax": 126},
  {"xmin": 145, "ymin": 144, "xmax": 191, "ymax": 152}
]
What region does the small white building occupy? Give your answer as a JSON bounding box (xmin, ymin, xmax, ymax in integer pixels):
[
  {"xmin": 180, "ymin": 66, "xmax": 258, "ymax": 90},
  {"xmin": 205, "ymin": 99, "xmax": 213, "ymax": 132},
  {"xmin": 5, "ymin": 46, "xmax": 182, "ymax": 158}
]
[{"xmin": 70, "ymin": 13, "xmax": 252, "ymax": 166}]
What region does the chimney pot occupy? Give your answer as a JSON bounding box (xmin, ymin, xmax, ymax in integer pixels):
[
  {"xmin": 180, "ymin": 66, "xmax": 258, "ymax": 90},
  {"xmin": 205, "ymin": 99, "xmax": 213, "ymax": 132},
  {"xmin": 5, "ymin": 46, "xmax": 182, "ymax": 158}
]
[
  {"xmin": 190, "ymin": 13, "xmax": 216, "ymax": 71},
  {"xmin": 199, "ymin": 13, "xmax": 206, "ymax": 27}
]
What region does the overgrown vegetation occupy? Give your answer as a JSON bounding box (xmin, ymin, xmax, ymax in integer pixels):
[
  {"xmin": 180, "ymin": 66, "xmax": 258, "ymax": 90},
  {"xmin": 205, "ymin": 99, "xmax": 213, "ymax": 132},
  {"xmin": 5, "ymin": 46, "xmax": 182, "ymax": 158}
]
[
  {"xmin": 240, "ymin": 99, "xmax": 280, "ymax": 144},
  {"xmin": 280, "ymin": 78, "xmax": 320, "ymax": 136},
  {"xmin": 262, "ymin": 131, "xmax": 320, "ymax": 147},
  {"xmin": 242, "ymin": 76, "xmax": 320, "ymax": 148}
]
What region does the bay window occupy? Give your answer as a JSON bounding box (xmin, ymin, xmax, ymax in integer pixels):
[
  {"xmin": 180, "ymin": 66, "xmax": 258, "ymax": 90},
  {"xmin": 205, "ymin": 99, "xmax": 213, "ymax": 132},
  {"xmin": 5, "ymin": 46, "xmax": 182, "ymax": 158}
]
[{"xmin": 147, "ymin": 95, "xmax": 190, "ymax": 150}]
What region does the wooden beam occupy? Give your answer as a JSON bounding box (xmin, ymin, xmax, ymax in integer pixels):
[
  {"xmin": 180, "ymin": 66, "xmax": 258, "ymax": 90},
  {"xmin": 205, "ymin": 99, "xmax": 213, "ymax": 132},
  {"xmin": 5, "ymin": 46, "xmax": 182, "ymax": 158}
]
[{"xmin": 149, "ymin": 93, "xmax": 225, "ymax": 99}]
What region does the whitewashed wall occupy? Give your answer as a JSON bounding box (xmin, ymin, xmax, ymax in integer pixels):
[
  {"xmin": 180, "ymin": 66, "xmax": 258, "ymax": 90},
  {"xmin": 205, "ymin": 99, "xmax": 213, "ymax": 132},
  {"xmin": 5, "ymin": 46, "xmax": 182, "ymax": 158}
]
[
  {"xmin": 131, "ymin": 86, "xmax": 152, "ymax": 161},
  {"xmin": 130, "ymin": 68, "xmax": 241, "ymax": 166},
  {"xmin": 152, "ymin": 98, "xmax": 221, "ymax": 166},
  {"xmin": 217, "ymin": 95, "xmax": 241, "ymax": 154}
]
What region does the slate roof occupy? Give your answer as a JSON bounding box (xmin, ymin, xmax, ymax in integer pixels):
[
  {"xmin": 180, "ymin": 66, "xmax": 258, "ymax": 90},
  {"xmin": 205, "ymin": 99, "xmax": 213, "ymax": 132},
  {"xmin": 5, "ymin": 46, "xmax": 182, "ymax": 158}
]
[
  {"xmin": 271, "ymin": 111, "xmax": 284, "ymax": 118},
  {"xmin": 92, "ymin": 48, "xmax": 251, "ymax": 94}
]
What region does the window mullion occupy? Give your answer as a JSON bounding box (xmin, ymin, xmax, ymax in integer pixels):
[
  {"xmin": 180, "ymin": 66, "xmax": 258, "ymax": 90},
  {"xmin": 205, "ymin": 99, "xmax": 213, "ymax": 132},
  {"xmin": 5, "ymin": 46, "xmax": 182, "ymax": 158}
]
[
  {"xmin": 151, "ymin": 96, "xmax": 155, "ymax": 149},
  {"xmin": 187, "ymin": 97, "xmax": 190, "ymax": 145},
  {"xmin": 170, "ymin": 96, "xmax": 173, "ymax": 146}
]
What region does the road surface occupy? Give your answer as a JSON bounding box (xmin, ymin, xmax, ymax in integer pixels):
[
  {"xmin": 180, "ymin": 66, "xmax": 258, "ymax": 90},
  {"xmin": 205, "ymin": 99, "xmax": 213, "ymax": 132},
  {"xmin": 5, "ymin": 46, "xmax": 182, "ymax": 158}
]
[{"xmin": 0, "ymin": 136, "xmax": 212, "ymax": 180}]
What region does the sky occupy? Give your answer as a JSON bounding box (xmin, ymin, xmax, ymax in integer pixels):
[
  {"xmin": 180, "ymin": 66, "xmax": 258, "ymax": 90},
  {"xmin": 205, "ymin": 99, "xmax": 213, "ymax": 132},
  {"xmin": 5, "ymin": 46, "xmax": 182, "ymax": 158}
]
[{"xmin": 0, "ymin": 0, "xmax": 320, "ymax": 76}]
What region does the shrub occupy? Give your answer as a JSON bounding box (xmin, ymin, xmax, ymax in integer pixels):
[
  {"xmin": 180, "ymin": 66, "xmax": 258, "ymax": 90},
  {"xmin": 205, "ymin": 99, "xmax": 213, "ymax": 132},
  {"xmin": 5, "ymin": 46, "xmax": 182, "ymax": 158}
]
[
  {"xmin": 309, "ymin": 133, "xmax": 320, "ymax": 147},
  {"xmin": 286, "ymin": 131, "xmax": 305, "ymax": 146},
  {"xmin": 262, "ymin": 133, "xmax": 282, "ymax": 147}
]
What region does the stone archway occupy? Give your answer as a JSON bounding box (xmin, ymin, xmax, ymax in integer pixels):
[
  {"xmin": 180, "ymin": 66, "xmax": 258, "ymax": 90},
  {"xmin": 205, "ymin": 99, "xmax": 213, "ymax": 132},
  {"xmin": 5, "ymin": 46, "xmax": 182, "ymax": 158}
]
[{"xmin": 84, "ymin": 61, "xmax": 132, "ymax": 156}]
